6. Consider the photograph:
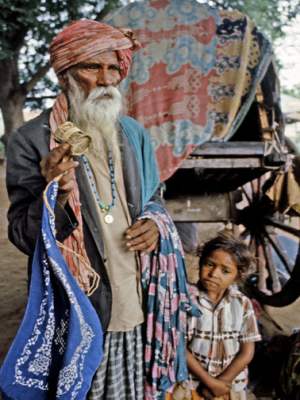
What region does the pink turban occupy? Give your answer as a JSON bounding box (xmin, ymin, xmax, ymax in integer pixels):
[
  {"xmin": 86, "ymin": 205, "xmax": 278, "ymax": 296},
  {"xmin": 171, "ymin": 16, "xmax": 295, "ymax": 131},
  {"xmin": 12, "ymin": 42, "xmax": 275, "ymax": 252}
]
[{"xmin": 50, "ymin": 19, "xmax": 140, "ymax": 80}]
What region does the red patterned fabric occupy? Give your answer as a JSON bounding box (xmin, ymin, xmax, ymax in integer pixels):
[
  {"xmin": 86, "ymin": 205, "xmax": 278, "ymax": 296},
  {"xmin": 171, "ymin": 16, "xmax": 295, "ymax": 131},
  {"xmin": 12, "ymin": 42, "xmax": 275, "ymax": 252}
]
[
  {"xmin": 50, "ymin": 19, "xmax": 140, "ymax": 79},
  {"xmin": 107, "ymin": 0, "xmax": 272, "ymax": 181}
]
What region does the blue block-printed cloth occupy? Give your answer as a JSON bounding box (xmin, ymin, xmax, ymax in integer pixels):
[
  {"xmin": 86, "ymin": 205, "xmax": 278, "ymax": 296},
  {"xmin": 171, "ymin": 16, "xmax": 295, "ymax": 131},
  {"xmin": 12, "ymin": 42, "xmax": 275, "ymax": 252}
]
[{"xmin": 0, "ymin": 181, "xmax": 103, "ymax": 400}]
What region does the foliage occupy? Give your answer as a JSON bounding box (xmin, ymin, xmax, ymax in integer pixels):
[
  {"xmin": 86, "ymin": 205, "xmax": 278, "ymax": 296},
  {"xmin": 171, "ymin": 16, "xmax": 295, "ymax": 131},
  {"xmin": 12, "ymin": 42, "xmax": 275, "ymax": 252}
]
[
  {"xmin": 283, "ymin": 85, "xmax": 300, "ymax": 99},
  {"xmin": 199, "ymin": 0, "xmax": 300, "ymax": 42},
  {"xmin": 0, "ymin": 0, "xmax": 123, "ymax": 110},
  {"xmin": 0, "ymin": 0, "xmax": 119, "ymax": 60}
]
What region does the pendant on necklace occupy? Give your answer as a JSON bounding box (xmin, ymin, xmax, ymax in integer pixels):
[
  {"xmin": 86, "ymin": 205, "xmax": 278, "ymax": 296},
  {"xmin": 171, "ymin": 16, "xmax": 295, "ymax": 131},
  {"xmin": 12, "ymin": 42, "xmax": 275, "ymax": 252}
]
[{"xmin": 104, "ymin": 214, "xmax": 114, "ymax": 224}]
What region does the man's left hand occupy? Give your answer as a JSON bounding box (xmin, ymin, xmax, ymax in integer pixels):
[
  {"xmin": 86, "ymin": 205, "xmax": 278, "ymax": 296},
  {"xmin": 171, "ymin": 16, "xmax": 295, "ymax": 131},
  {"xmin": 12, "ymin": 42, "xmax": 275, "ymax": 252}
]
[{"xmin": 125, "ymin": 219, "xmax": 159, "ymax": 253}]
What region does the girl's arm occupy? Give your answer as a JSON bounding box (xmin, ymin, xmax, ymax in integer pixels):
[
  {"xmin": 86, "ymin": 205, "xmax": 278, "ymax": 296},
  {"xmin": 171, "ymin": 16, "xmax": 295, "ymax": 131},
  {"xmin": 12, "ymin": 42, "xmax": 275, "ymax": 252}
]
[
  {"xmin": 217, "ymin": 341, "xmax": 255, "ymax": 384},
  {"xmin": 187, "ymin": 350, "xmax": 230, "ymax": 397}
]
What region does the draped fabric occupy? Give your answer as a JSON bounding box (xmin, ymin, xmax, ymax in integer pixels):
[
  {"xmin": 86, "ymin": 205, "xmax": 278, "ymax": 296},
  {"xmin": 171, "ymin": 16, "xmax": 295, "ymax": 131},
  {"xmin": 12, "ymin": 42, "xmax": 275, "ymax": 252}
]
[
  {"xmin": 106, "ymin": 0, "xmax": 273, "ymax": 181},
  {"xmin": 49, "ymin": 95, "xmax": 99, "ymax": 294},
  {"xmin": 120, "ymin": 115, "xmax": 160, "ymax": 208},
  {"xmin": 0, "ymin": 181, "xmax": 103, "ymax": 400},
  {"xmin": 50, "ymin": 19, "xmax": 140, "ymax": 79},
  {"xmin": 78, "ymin": 112, "xmax": 197, "ymax": 394},
  {"xmin": 76, "ymin": 113, "xmax": 194, "ymax": 397},
  {"xmin": 139, "ymin": 202, "xmax": 201, "ymax": 399}
]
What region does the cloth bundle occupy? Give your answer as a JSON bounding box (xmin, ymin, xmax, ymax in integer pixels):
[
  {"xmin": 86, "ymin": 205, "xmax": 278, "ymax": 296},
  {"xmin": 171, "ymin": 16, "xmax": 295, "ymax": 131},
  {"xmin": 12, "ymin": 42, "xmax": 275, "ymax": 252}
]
[
  {"xmin": 140, "ymin": 202, "xmax": 200, "ymax": 399},
  {"xmin": 0, "ymin": 181, "xmax": 103, "ymax": 400}
]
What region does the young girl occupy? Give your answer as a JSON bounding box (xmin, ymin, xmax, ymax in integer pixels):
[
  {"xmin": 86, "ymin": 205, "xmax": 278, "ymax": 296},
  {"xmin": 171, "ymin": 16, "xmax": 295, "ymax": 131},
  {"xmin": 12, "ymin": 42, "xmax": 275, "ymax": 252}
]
[{"xmin": 185, "ymin": 234, "xmax": 261, "ymax": 400}]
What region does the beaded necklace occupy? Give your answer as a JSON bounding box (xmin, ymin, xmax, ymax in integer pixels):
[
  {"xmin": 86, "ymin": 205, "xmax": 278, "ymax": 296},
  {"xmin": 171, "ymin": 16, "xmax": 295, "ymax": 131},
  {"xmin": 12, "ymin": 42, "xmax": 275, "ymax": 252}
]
[{"xmin": 82, "ymin": 152, "xmax": 116, "ymax": 224}]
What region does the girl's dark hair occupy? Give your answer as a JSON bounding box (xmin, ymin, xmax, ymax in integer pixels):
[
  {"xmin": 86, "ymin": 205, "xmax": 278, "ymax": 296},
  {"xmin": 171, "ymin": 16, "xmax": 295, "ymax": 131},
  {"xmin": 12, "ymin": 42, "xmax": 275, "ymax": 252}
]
[{"xmin": 198, "ymin": 233, "xmax": 255, "ymax": 279}]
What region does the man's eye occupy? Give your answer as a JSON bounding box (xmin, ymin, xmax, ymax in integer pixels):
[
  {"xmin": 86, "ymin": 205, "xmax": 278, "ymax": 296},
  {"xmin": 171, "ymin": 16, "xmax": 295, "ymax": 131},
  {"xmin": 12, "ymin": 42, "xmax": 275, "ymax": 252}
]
[
  {"xmin": 85, "ymin": 65, "xmax": 99, "ymax": 70},
  {"xmin": 110, "ymin": 65, "xmax": 120, "ymax": 72},
  {"xmin": 77, "ymin": 64, "xmax": 99, "ymax": 71}
]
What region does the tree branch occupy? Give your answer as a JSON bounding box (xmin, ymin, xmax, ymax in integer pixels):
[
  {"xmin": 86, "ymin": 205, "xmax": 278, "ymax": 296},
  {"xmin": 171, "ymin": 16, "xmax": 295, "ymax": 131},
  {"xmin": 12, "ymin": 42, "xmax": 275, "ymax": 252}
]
[
  {"xmin": 23, "ymin": 62, "xmax": 51, "ymax": 93},
  {"xmin": 96, "ymin": 0, "xmax": 122, "ymax": 20},
  {"xmin": 25, "ymin": 95, "xmax": 56, "ymax": 101}
]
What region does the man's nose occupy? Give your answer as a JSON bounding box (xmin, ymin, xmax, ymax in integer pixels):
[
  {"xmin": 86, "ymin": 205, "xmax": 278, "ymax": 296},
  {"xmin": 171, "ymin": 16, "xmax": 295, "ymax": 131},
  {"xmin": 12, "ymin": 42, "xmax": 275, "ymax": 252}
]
[{"xmin": 96, "ymin": 69, "xmax": 112, "ymax": 86}]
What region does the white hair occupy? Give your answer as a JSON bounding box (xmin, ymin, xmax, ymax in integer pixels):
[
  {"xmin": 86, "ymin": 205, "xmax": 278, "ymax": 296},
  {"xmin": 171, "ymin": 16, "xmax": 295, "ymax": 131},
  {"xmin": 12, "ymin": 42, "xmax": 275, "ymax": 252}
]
[{"xmin": 66, "ymin": 72, "xmax": 122, "ymax": 159}]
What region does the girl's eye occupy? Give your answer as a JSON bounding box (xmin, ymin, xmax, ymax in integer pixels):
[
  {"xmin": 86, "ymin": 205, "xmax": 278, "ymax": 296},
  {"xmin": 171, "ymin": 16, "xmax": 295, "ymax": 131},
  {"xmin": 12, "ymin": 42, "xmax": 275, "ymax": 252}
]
[
  {"xmin": 222, "ymin": 269, "xmax": 230, "ymax": 274},
  {"xmin": 205, "ymin": 261, "xmax": 214, "ymax": 267}
]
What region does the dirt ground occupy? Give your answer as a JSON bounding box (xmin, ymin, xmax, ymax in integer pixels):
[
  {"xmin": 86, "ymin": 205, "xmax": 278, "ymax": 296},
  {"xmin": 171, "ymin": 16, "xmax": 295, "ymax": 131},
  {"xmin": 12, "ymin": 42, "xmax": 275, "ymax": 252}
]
[{"xmin": 0, "ymin": 162, "xmax": 28, "ymax": 365}]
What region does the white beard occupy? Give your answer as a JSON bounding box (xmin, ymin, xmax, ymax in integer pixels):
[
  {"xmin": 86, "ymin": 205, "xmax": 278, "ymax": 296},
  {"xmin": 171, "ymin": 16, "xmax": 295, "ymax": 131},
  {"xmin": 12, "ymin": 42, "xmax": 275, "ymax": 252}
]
[{"xmin": 67, "ymin": 73, "xmax": 122, "ymax": 159}]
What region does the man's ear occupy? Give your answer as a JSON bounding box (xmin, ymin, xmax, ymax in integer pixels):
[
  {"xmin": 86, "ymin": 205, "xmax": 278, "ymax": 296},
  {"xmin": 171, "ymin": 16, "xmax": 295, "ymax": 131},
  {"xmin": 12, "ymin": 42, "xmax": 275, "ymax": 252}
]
[{"xmin": 58, "ymin": 72, "xmax": 69, "ymax": 92}]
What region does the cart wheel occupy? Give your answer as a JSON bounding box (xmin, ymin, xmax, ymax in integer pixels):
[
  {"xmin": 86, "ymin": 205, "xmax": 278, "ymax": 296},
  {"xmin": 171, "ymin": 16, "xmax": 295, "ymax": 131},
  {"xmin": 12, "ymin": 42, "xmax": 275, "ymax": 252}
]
[{"xmin": 235, "ymin": 173, "xmax": 300, "ymax": 304}]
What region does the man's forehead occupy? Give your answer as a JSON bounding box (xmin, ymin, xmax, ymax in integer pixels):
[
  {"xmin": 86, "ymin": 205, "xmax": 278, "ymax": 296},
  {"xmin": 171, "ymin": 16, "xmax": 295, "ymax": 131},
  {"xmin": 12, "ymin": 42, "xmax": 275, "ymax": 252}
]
[{"xmin": 80, "ymin": 51, "xmax": 119, "ymax": 65}]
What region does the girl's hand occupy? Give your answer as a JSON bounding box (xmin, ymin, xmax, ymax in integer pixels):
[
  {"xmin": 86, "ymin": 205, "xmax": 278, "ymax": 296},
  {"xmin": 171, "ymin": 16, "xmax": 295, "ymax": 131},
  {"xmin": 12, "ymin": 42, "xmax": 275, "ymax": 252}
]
[
  {"xmin": 209, "ymin": 377, "xmax": 230, "ymax": 397},
  {"xmin": 199, "ymin": 386, "xmax": 213, "ymax": 399},
  {"xmin": 198, "ymin": 386, "xmax": 229, "ymax": 400}
]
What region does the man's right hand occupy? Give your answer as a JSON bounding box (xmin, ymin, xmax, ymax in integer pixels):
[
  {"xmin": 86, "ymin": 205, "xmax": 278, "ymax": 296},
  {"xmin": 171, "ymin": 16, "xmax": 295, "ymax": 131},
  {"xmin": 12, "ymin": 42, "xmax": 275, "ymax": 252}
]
[{"xmin": 40, "ymin": 143, "xmax": 79, "ymax": 205}]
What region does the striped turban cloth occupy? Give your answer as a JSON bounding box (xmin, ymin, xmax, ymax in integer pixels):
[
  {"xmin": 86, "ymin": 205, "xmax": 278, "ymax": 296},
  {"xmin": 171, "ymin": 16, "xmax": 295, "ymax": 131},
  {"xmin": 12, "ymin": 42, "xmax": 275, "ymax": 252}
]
[{"xmin": 50, "ymin": 19, "xmax": 140, "ymax": 79}]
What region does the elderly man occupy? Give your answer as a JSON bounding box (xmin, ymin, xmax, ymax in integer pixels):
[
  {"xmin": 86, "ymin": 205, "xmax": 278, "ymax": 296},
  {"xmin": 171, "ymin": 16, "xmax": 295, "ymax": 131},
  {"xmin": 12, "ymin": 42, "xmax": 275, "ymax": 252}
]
[{"xmin": 6, "ymin": 20, "xmax": 161, "ymax": 399}]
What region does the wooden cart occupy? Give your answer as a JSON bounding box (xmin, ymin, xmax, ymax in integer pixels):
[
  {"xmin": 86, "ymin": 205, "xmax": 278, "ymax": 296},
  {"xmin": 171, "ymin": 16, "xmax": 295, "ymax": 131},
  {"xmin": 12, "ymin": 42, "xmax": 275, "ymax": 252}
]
[{"xmin": 108, "ymin": 0, "xmax": 300, "ymax": 300}]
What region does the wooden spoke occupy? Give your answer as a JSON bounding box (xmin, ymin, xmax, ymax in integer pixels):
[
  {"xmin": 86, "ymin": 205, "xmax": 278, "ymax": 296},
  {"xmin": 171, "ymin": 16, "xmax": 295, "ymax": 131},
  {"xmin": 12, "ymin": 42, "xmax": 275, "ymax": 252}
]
[
  {"xmin": 262, "ymin": 235, "xmax": 282, "ymax": 293},
  {"xmin": 265, "ymin": 217, "xmax": 300, "ymax": 238},
  {"xmin": 256, "ymin": 238, "xmax": 270, "ymax": 293},
  {"xmin": 241, "ymin": 184, "xmax": 252, "ymax": 205},
  {"xmin": 264, "ymin": 230, "xmax": 293, "ymax": 275}
]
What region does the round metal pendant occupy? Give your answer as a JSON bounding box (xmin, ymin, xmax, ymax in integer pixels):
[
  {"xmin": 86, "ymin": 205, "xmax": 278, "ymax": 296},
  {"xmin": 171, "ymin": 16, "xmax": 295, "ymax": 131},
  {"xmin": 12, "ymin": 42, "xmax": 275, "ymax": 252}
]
[{"xmin": 104, "ymin": 214, "xmax": 114, "ymax": 224}]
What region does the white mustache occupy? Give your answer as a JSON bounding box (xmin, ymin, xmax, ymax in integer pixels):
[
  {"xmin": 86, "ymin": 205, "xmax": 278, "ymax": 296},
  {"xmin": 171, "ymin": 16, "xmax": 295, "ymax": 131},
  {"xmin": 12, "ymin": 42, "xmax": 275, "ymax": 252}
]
[{"xmin": 87, "ymin": 86, "xmax": 121, "ymax": 102}]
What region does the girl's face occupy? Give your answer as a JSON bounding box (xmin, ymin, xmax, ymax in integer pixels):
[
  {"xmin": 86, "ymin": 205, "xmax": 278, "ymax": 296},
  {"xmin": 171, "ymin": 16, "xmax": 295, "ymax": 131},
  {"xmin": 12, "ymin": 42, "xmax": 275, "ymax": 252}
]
[{"xmin": 200, "ymin": 249, "xmax": 239, "ymax": 297}]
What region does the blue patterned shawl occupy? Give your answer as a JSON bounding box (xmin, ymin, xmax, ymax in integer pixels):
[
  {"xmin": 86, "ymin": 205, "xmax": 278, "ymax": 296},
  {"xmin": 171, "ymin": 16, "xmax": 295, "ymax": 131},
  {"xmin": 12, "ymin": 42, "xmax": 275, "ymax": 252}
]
[{"xmin": 0, "ymin": 181, "xmax": 103, "ymax": 400}]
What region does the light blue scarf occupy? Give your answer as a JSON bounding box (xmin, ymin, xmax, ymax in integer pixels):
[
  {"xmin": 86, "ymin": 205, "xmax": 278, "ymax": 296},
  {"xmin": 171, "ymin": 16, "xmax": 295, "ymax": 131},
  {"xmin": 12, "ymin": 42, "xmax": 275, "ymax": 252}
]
[{"xmin": 120, "ymin": 115, "xmax": 160, "ymax": 207}]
